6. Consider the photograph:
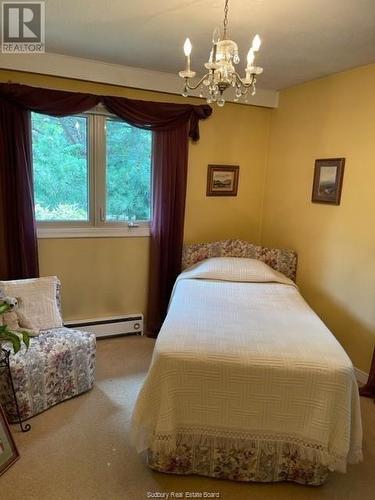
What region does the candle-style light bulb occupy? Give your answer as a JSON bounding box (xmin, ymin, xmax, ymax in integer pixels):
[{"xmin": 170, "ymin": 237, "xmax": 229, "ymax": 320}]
[
  {"xmin": 212, "ymin": 27, "xmax": 220, "ymax": 44},
  {"xmin": 183, "ymin": 38, "xmax": 192, "ymax": 72},
  {"xmin": 252, "ymin": 34, "xmax": 261, "ymax": 52},
  {"xmin": 211, "ymin": 27, "xmax": 220, "ymax": 64},
  {"xmin": 184, "ymin": 38, "xmax": 192, "ymax": 56},
  {"xmin": 247, "ymin": 48, "xmax": 255, "ymax": 66}
]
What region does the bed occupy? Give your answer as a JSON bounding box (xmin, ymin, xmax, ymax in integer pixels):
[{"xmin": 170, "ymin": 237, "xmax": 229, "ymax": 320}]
[{"xmin": 132, "ymin": 240, "xmax": 362, "ymax": 485}]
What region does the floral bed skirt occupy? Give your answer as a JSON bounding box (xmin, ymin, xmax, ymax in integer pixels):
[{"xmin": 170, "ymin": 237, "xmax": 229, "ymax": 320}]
[
  {"xmin": 0, "ymin": 328, "xmax": 96, "ymax": 422},
  {"xmin": 147, "ymin": 433, "xmax": 330, "ymax": 486}
]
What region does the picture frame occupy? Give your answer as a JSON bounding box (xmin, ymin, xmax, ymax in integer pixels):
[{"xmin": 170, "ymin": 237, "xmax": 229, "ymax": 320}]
[
  {"xmin": 0, "ymin": 405, "xmax": 19, "ymax": 476},
  {"xmin": 207, "ymin": 165, "xmax": 239, "ymax": 197},
  {"xmin": 312, "ymin": 158, "xmax": 345, "ymax": 205}
]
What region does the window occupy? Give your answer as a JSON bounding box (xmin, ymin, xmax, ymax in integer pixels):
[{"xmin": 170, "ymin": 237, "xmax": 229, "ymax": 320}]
[
  {"xmin": 31, "ymin": 108, "xmax": 152, "ymax": 237},
  {"xmin": 32, "ymin": 114, "xmax": 89, "ymax": 221},
  {"xmin": 105, "ymin": 119, "xmax": 151, "ymax": 222}
]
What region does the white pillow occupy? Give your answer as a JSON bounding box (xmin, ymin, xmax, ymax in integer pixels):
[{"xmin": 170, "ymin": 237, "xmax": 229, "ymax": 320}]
[
  {"xmin": 0, "ymin": 276, "xmax": 63, "ymax": 331},
  {"xmin": 185, "ymin": 257, "xmax": 294, "ymax": 286}
]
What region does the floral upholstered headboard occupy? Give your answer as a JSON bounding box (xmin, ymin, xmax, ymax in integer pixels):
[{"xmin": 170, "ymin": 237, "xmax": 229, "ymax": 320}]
[{"xmin": 182, "ymin": 240, "xmax": 298, "ymax": 282}]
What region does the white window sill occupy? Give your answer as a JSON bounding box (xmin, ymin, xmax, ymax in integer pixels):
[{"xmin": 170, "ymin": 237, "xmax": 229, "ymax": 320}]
[{"xmin": 37, "ymin": 225, "xmax": 150, "ymax": 239}]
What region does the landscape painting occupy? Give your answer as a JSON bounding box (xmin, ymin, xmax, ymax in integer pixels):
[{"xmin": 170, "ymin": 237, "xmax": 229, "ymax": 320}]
[
  {"xmin": 207, "ymin": 165, "xmax": 239, "ymax": 196},
  {"xmin": 312, "ymin": 158, "xmax": 345, "ymax": 205}
]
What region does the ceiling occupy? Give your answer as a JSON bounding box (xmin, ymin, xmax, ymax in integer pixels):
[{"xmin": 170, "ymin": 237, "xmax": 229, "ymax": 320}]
[{"xmin": 42, "ymin": 0, "xmax": 375, "ymax": 90}]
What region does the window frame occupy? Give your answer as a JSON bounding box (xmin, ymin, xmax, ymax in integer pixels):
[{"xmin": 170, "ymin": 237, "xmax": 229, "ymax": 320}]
[{"xmin": 33, "ymin": 105, "xmax": 152, "ymax": 239}]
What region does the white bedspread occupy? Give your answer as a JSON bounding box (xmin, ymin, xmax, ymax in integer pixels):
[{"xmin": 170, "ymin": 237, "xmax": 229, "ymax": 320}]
[{"xmin": 132, "ymin": 258, "xmax": 363, "ymax": 472}]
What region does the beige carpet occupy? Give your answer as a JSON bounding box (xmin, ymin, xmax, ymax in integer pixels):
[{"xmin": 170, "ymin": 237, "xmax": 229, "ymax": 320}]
[{"xmin": 1, "ymin": 336, "xmax": 374, "ymax": 500}]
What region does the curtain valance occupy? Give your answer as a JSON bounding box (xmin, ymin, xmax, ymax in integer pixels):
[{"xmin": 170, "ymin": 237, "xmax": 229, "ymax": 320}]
[{"xmin": 0, "ymin": 83, "xmax": 211, "ymax": 140}]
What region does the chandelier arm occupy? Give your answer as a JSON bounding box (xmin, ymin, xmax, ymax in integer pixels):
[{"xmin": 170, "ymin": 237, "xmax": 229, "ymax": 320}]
[
  {"xmin": 233, "ymin": 72, "xmax": 255, "ymax": 87},
  {"xmin": 184, "ymin": 74, "xmax": 211, "ymax": 91}
]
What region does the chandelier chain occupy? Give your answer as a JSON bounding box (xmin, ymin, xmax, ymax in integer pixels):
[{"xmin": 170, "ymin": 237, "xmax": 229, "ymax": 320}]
[{"xmin": 223, "ymin": 0, "xmax": 229, "ymax": 39}]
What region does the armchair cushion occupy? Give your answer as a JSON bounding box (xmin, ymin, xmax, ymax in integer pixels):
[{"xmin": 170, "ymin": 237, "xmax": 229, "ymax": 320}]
[{"xmin": 0, "ymin": 276, "xmax": 63, "ymax": 331}]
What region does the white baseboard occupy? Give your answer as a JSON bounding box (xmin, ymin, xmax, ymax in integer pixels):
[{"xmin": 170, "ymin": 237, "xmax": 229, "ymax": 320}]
[
  {"xmin": 65, "ymin": 314, "xmax": 143, "ymax": 338},
  {"xmin": 355, "ymin": 367, "xmax": 369, "ymax": 386}
]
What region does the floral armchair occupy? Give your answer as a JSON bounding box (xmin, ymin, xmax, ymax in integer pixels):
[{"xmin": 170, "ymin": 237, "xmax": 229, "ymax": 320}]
[{"xmin": 0, "ymin": 277, "xmax": 96, "ymax": 423}]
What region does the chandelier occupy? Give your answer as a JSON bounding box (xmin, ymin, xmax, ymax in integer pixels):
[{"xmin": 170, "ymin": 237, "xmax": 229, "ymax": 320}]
[{"xmin": 179, "ymin": 0, "xmax": 263, "ymax": 106}]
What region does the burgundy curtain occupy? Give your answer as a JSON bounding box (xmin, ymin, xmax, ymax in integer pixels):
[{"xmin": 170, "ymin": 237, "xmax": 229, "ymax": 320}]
[
  {"xmin": 359, "ymin": 347, "xmax": 375, "ymax": 398},
  {"xmin": 0, "ymin": 98, "xmax": 38, "ymax": 279},
  {"xmin": 147, "ymin": 124, "xmax": 189, "ymax": 335},
  {"xmin": 0, "ymin": 83, "xmax": 211, "ymax": 332}
]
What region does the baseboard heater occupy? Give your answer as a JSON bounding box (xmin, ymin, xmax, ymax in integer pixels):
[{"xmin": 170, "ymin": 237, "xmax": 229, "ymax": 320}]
[{"xmin": 64, "ymin": 314, "xmax": 143, "ymax": 338}]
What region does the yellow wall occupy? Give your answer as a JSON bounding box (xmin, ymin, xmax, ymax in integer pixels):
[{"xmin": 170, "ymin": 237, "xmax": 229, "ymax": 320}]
[
  {"xmin": 262, "ymin": 64, "xmax": 375, "ymax": 372},
  {"xmin": 2, "ymin": 66, "xmax": 374, "ymax": 372},
  {"xmin": 0, "ymin": 70, "xmax": 271, "ymax": 321}
]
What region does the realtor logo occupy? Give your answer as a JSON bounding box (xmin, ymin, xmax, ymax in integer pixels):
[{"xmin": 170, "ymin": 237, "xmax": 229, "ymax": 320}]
[{"xmin": 1, "ymin": 1, "xmax": 45, "ymax": 53}]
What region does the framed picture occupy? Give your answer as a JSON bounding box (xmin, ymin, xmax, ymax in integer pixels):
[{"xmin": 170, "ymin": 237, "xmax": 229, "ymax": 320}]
[
  {"xmin": 207, "ymin": 165, "xmax": 239, "ymax": 196},
  {"xmin": 312, "ymin": 158, "xmax": 345, "ymax": 205},
  {"xmin": 0, "ymin": 405, "xmax": 19, "ymax": 476}
]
